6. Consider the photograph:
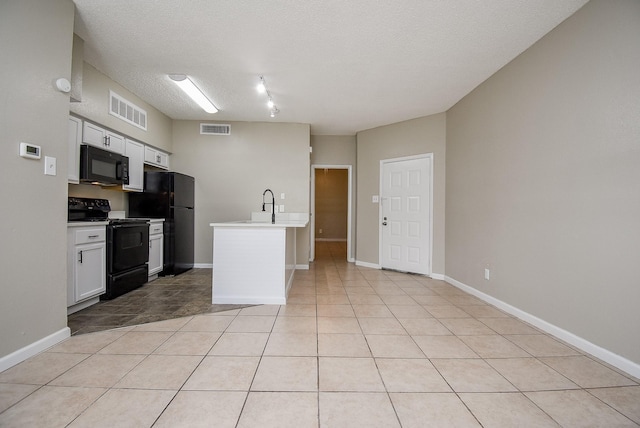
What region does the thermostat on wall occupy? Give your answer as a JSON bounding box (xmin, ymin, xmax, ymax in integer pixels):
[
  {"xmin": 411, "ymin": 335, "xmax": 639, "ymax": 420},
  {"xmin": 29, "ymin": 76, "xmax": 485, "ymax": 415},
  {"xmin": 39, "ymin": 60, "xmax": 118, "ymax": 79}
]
[{"xmin": 19, "ymin": 142, "xmax": 41, "ymax": 159}]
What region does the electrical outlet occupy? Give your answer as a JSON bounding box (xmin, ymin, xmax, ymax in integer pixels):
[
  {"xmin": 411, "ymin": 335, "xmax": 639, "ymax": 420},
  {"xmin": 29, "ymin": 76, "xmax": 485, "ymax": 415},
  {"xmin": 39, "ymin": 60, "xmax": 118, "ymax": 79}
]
[
  {"xmin": 484, "ymin": 268, "xmax": 490, "ymax": 281},
  {"xmin": 279, "ymin": 204, "xmax": 285, "ymax": 212},
  {"xmin": 319, "ymin": 228, "xmax": 323, "ymax": 234},
  {"xmin": 280, "ymin": 193, "xmax": 285, "ymax": 200}
]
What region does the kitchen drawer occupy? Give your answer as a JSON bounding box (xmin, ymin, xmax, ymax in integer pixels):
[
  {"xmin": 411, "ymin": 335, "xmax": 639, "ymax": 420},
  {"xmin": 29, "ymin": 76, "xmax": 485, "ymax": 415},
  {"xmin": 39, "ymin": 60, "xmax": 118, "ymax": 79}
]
[
  {"xmin": 74, "ymin": 228, "xmax": 106, "ymax": 245},
  {"xmin": 150, "ymin": 223, "xmax": 163, "ymax": 235}
]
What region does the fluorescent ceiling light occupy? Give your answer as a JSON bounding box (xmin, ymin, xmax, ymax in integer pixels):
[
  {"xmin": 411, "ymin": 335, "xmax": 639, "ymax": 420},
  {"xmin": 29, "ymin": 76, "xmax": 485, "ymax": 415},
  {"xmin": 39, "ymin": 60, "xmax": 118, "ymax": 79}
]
[{"xmin": 169, "ymin": 74, "xmax": 218, "ymax": 113}]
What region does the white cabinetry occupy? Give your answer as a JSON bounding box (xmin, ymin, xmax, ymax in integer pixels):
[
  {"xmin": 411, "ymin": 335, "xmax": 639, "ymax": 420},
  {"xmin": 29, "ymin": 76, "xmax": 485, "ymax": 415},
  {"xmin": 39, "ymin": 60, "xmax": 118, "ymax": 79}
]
[
  {"xmin": 148, "ymin": 220, "xmax": 164, "ymax": 278},
  {"xmin": 83, "ymin": 121, "xmax": 125, "ymax": 155},
  {"xmin": 144, "ymin": 146, "xmax": 169, "ymax": 169},
  {"xmin": 67, "ymin": 224, "xmax": 106, "ymax": 314},
  {"xmin": 123, "ymin": 139, "xmax": 144, "ymax": 192},
  {"xmin": 68, "ymin": 116, "xmax": 82, "ymax": 184}
]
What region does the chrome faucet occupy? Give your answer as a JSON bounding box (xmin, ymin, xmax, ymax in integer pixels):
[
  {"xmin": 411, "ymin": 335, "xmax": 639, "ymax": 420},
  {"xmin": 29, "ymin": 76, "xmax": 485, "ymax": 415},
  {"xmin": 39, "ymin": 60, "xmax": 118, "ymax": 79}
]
[{"xmin": 262, "ymin": 189, "xmax": 275, "ymax": 224}]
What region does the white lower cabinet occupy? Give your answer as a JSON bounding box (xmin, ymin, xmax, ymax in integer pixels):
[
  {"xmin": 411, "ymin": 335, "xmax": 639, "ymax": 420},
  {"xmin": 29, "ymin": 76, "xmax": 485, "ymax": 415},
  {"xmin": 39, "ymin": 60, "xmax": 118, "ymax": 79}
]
[
  {"xmin": 148, "ymin": 220, "xmax": 164, "ymax": 277},
  {"xmin": 67, "ymin": 225, "xmax": 106, "ymax": 314}
]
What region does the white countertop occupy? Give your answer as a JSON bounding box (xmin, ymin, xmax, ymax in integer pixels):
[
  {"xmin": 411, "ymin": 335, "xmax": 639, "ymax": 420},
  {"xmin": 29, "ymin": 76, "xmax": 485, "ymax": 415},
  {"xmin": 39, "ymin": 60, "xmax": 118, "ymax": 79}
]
[
  {"xmin": 210, "ymin": 212, "xmax": 309, "ymax": 228},
  {"xmin": 68, "ymin": 218, "xmax": 164, "ymax": 227},
  {"xmin": 67, "ymin": 221, "xmax": 109, "ymax": 227},
  {"xmin": 210, "ymin": 220, "xmax": 308, "ymax": 228}
]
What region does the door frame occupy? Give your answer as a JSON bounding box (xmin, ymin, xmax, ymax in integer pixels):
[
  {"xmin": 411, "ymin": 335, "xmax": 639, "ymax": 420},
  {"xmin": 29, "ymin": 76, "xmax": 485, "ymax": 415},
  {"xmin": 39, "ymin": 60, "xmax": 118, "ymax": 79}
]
[
  {"xmin": 310, "ymin": 164, "xmax": 353, "ymax": 262},
  {"xmin": 379, "ymin": 153, "xmax": 434, "ymax": 276}
]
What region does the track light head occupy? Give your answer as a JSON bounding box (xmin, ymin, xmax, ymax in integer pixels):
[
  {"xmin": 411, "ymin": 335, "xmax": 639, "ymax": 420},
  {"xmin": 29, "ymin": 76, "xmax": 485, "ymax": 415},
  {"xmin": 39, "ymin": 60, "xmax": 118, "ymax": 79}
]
[{"xmin": 257, "ymin": 76, "xmax": 267, "ymax": 93}]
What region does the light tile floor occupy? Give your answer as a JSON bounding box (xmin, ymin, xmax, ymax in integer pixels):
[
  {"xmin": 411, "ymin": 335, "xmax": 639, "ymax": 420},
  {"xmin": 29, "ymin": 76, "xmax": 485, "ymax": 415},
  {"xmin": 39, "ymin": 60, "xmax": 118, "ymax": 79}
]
[{"xmin": 1, "ymin": 242, "xmax": 639, "ymax": 427}]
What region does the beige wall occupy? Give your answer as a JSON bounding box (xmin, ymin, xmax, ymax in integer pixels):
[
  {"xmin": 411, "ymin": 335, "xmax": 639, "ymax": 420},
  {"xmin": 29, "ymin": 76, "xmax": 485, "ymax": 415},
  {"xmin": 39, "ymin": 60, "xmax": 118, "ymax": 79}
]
[
  {"xmin": 0, "ymin": 0, "xmax": 74, "ymax": 358},
  {"xmin": 315, "ymin": 169, "xmax": 349, "ymax": 240},
  {"xmin": 311, "ymin": 135, "xmax": 357, "ymax": 165},
  {"xmin": 70, "ymin": 62, "xmax": 173, "ymax": 153},
  {"xmin": 310, "ymin": 135, "xmax": 357, "ymax": 260},
  {"xmin": 356, "ymin": 114, "xmax": 446, "ymax": 275},
  {"xmin": 171, "ymin": 121, "xmax": 311, "ymax": 266},
  {"xmin": 446, "ymin": 0, "xmax": 640, "ymax": 364}
]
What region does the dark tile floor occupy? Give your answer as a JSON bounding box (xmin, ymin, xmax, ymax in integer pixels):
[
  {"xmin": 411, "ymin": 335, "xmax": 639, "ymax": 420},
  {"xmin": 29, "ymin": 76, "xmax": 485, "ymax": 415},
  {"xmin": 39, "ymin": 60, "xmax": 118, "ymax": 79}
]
[{"xmin": 67, "ymin": 268, "xmax": 250, "ymax": 335}]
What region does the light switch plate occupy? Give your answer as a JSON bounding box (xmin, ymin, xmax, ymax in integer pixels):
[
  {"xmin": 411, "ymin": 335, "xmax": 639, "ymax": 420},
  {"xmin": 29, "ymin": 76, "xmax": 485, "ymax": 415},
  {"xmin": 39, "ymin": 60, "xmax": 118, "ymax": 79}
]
[
  {"xmin": 372, "ymin": 195, "xmax": 379, "ymax": 203},
  {"xmin": 280, "ymin": 193, "xmax": 285, "ymax": 199},
  {"xmin": 279, "ymin": 204, "xmax": 285, "ymax": 212},
  {"xmin": 44, "ymin": 156, "xmax": 56, "ymax": 176}
]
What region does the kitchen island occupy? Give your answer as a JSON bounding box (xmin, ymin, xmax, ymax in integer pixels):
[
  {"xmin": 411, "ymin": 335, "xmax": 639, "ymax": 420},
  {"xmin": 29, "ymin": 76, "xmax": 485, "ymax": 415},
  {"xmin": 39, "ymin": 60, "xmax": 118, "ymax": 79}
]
[{"xmin": 209, "ymin": 213, "xmax": 309, "ymax": 304}]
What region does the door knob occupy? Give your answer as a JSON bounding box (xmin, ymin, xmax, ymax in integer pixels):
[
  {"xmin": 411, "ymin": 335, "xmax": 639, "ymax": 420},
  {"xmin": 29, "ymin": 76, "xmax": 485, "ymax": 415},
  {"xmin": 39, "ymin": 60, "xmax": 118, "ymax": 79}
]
[{"xmin": 382, "ymin": 222, "xmax": 387, "ymax": 226}]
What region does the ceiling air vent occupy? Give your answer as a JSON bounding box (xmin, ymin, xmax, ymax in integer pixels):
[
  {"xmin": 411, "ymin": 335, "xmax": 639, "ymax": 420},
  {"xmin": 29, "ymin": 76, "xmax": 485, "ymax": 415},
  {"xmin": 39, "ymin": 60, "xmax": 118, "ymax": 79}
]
[
  {"xmin": 109, "ymin": 91, "xmax": 147, "ymax": 130},
  {"xmin": 200, "ymin": 123, "xmax": 231, "ymax": 135}
]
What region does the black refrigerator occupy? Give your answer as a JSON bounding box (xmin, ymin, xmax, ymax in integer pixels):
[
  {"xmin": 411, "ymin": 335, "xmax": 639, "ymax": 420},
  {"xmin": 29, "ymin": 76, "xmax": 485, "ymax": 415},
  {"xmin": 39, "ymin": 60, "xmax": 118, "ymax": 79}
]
[{"xmin": 129, "ymin": 171, "xmax": 195, "ymax": 276}]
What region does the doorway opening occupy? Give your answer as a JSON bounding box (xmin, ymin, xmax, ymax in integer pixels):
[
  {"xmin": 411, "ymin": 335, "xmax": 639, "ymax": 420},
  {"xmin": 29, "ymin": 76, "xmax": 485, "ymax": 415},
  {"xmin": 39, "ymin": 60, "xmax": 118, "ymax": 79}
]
[{"xmin": 310, "ymin": 165, "xmax": 353, "ymax": 262}]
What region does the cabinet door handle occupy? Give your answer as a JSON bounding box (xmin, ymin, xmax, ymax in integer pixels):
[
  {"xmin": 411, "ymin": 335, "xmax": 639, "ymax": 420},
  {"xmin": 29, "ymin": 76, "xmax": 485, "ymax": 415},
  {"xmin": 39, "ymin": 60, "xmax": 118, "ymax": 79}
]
[
  {"xmin": 149, "ymin": 241, "xmax": 152, "ymax": 248},
  {"xmin": 78, "ymin": 250, "xmax": 83, "ymax": 263},
  {"xmin": 88, "ymin": 234, "xmax": 99, "ymax": 239}
]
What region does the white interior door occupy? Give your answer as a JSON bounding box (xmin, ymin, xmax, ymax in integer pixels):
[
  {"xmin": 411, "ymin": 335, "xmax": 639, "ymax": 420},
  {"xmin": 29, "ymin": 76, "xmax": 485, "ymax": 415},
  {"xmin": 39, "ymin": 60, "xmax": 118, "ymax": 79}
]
[{"xmin": 380, "ymin": 155, "xmax": 432, "ymax": 275}]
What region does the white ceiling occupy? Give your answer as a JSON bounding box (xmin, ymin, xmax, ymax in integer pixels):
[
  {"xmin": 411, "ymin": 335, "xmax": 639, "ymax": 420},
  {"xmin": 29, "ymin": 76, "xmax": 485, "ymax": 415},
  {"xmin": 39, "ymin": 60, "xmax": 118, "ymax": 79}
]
[{"xmin": 72, "ymin": 0, "xmax": 588, "ymax": 135}]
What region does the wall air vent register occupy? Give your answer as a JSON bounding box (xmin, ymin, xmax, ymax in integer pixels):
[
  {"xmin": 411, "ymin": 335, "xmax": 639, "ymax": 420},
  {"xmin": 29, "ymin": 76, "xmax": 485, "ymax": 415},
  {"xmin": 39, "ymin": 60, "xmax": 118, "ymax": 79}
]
[
  {"xmin": 200, "ymin": 123, "xmax": 231, "ymax": 135},
  {"xmin": 109, "ymin": 91, "xmax": 147, "ymax": 130}
]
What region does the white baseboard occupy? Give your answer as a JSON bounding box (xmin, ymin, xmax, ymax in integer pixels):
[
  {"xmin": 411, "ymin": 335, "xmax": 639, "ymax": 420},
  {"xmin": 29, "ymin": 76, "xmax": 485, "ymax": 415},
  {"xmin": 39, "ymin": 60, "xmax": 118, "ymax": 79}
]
[
  {"xmin": 213, "ymin": 296, "xmax": 286, "ymax": 305},
  {"xmin": 430, "ymin": 273, "xmax": 445, "ymax": 280},
  {"xmin": 445, "ymin": 275, "xmax": 640, "ymax": 379},
  {"xmin": 67, "ymin": 297, "xmax": 100, "ymax": 315},
  {"xmin": 196, "ymin": 263, "xmax": 307, "ymax": 270},
  {"xmin": 193, "ymin": 263, "xmax": 213, "ymax": 269},
  {"xmin": 355, "ymin": 260, "xmax": 381, "ymax": 269},
  {"xmin": 347, "ymin": 257, "xmax": 356, "ymax": 263},
  {"xmin": 0, "ymin": 327, "xmax": 71, "ymax": 372}
]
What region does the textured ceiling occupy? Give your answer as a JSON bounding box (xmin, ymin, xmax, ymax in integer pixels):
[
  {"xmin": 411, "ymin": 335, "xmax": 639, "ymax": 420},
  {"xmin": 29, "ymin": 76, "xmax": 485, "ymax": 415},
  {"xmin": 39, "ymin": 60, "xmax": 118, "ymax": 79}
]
[{"xmin": 72, "ymin": 0, "xmax": 588, "ymax": 135}]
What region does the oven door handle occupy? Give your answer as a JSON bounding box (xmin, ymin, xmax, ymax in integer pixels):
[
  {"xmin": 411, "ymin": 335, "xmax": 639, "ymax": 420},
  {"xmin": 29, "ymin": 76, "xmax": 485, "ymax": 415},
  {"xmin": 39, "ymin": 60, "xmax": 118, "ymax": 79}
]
[{"xmin": 111, "ymin": 223, "xmax": 148, "ymax": 229}]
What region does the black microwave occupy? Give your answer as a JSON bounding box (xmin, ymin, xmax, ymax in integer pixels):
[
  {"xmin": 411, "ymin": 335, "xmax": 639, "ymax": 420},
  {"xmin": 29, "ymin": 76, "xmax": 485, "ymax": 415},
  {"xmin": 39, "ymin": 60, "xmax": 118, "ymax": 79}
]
[{"xmin": 79, "ymin": 145, "xmax": 129, "ymax": 186}]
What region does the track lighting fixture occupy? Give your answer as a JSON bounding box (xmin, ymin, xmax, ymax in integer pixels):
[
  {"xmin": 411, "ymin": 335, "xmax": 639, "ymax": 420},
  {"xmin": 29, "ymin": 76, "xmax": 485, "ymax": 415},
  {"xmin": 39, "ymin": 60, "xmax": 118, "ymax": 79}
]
[
  {"xmin": 256, "ymin": 75, "xmax": 279, "ymax": 118},
  {"xmin": 169, "ymin": 74, "xmax": 218, "ymax": 114},
  {"xmin": 256, "ymin": 76, "xmax": 267, "ymax": 93}
]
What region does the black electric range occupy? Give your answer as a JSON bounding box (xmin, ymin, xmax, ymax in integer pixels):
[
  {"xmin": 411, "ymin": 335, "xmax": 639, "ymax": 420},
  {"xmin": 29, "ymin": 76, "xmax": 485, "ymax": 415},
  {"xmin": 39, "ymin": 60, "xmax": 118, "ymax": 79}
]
[{"xmin": 68, "ymin": 197, "xmax": 149, "ymax": 299}]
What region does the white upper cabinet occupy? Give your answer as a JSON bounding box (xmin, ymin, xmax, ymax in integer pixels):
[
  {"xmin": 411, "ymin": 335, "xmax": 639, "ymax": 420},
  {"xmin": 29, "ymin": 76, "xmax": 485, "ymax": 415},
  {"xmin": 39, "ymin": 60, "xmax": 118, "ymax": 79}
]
[
  {"xmin": 123, "ymin": 139, "xmax": 144, "ymax": 192},
  {"xmin": 68, "ymin": 116, "xmax": 82, "ymax": 184},
  {"xmin": 144, "ymin": 146, "xmax": 169, "ymax": 169},
  {"xmin": 82, "ymin": 121, "xmax": 125, "ymax": 155}
]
